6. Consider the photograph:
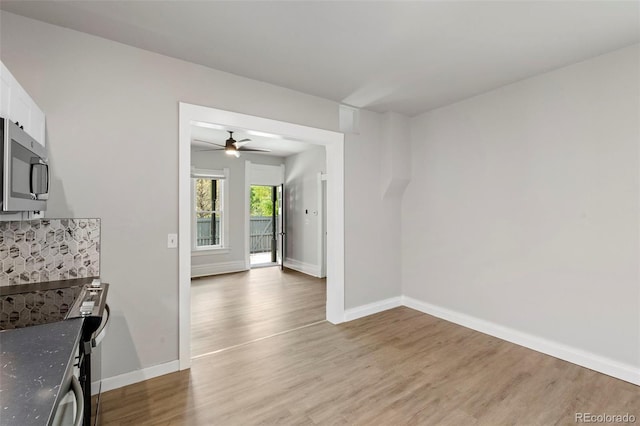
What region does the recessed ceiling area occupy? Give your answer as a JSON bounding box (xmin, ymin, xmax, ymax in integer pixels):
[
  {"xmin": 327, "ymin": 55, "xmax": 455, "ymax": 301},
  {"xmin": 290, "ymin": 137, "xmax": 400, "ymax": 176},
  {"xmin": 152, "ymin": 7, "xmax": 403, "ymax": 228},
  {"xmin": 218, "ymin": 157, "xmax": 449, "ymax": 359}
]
[
  {"xmin": 1, "ymin": 1, "xmax": 638, "ymax": 116},
  {"xmin": 190, "ymin": 123, "xmax": 315, "ymax": 158}
]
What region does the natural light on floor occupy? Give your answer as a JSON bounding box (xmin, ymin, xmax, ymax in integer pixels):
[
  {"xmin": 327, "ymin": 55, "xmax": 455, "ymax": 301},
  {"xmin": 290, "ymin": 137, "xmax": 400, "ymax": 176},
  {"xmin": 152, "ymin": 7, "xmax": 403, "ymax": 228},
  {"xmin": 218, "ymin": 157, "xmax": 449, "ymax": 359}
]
[{"xmin": 250, "ymin": 251, "xmax": 273, "ymax": 265}]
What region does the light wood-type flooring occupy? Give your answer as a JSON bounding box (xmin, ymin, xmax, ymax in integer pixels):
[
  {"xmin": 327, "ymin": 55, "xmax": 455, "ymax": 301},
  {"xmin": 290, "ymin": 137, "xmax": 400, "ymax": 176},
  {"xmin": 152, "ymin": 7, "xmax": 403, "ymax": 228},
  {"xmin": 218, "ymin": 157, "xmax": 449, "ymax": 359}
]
[
  {"xmin": 101, "ymin": 306, "xmax": 639, "ymax": 425},
  {"xmin": 191, "ymin": 267, "xmax": 326, "ymax": 357}
]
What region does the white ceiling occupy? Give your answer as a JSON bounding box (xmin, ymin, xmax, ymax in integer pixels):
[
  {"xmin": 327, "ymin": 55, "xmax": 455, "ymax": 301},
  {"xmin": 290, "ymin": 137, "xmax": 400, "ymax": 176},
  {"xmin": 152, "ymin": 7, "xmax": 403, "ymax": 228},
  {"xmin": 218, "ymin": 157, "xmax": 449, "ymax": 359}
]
[
  {"xmin": 190, "ymin": 124, "xmax": 314, "ymax": 158},
  {"xmin": 1, "ymin": 1, "xmax": 638, "ymax": 116}
]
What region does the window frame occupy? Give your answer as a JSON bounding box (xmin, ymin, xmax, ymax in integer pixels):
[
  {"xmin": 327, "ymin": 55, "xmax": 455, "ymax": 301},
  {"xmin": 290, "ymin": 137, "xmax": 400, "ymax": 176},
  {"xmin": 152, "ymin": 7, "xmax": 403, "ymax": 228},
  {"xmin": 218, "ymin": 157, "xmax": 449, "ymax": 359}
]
[{"xmin": 191, "ymin": 167, "xmax": 229, "ymax": 253}]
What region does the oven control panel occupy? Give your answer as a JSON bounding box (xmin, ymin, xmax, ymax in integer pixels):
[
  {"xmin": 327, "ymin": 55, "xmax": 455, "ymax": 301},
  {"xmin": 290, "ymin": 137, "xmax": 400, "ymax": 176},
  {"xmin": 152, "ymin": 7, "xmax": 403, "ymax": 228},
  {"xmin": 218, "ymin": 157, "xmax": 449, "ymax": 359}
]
[{"xmin": 68, "ymin": 281, "xmax": 109, "ymax": 322}]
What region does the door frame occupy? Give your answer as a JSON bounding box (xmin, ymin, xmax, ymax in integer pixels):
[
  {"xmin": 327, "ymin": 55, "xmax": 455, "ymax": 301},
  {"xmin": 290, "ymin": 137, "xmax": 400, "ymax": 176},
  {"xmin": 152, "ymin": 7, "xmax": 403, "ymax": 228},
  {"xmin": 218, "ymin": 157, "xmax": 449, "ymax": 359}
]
[
  {"xmin": 245, "ymin": 164, "xmax": 286, "ymax": 269},
  {"xmin": 179, "ymin": 103, "xmax": 345, "ymax": 370},
  {"xmin": 317, "ymin": 172, "xmax": 327, "ymax": 278},
  {"xmin": 244, "ymin": 161, "xmax": 251, "ymax": 270},
  {"xmin": 275, "ymin": 183, "xmax": 285, "ymax": 270}
]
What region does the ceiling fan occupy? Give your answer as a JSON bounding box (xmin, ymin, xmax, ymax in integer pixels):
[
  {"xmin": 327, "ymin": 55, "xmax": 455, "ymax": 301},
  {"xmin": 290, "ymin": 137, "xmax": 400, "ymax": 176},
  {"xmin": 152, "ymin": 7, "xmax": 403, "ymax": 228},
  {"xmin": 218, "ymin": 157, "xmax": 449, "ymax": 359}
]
[{"xmin": 193, "ymin": 131, "xmax": 271, "ymax": 157}]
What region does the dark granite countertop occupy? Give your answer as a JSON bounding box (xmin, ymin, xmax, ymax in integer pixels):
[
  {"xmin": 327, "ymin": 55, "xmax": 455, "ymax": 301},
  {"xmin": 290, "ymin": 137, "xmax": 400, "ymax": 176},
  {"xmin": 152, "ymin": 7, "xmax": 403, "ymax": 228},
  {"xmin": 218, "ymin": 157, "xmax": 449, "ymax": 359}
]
[{"xmin": 0, "ymin": 318, "xmax": 84, "ymax": 425}]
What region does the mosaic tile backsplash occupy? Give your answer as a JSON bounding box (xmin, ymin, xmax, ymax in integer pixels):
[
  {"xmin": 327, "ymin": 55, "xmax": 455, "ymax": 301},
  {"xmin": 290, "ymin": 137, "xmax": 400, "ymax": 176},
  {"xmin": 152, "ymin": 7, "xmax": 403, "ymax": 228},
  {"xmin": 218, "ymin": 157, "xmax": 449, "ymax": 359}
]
[
  {"xmin": 0, "ymin": 285, "xmax": 82, "ymax": 329},
  {"xmin": 0, "ymin": 219, "xmax": 100, "ymax": 286}
]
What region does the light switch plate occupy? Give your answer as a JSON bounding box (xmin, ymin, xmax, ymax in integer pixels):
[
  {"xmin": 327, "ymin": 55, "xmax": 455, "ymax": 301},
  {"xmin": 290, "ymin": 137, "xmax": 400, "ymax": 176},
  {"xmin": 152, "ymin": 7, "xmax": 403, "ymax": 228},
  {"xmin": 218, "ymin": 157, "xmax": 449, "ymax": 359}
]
[{"xmin": 167, "ymin": 233, "xmax": 178, "ymax": 248}]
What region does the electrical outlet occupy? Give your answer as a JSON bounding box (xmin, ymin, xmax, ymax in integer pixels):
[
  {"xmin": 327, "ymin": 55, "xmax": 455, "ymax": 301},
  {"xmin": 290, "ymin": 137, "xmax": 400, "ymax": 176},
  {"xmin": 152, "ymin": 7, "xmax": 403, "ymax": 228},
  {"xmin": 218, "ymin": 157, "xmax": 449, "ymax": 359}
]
[{"xmin": 167, "ymin": 233, "xmax": 178, "ymax": 248}]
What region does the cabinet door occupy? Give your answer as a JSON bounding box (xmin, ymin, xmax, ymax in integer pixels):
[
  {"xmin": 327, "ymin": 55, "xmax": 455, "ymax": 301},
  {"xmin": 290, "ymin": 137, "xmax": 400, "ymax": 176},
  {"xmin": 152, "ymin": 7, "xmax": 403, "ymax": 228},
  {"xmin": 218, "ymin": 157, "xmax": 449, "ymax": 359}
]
[
  {"xmin": 10, "ymin": 88, "xmax": 31, "ymax": 133},
  {"xmin": 0, "ymin": 61, "xmax": 46, "ymax": 147},
  {"xmin": 0, "ymin": 68, "xmax": 10, "ymax": 119}
]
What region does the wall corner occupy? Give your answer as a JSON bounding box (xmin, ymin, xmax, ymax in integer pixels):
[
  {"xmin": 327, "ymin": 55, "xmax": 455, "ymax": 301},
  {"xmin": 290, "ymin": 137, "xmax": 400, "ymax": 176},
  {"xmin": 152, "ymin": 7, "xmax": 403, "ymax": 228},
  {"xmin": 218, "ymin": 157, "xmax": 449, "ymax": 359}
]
[{"xmin": 380, "ymin": 111, "xmax": 411, "ymax": 200}]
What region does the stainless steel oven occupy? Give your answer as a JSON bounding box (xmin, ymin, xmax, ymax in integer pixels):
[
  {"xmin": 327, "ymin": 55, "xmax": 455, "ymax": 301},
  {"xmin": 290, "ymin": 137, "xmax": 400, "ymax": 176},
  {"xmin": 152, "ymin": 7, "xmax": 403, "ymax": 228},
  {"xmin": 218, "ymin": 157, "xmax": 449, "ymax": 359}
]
[
  {"xmin": 0, "ymin": 278, "xmax": 109, "ymax": 426},
  {"xmin": 1, "ymin": 116, "xmax": 49, "ymax": 212},
  {"xmin": 51, "ymin": 349, "xmax": 85, "ymax": 426},
  {"xmin": 49, "ymin": 282, "xmax": 110, "ymax": 426},
  {"xmin": 67, "ymin": 280, "xmax": 110, "ymax": 426}
]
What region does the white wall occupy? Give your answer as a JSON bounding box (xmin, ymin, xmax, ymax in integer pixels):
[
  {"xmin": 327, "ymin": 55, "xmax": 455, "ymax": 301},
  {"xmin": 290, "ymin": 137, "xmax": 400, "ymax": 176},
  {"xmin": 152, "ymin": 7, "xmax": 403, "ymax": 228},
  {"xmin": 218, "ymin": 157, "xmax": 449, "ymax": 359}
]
[
  {"xmin": 380, "ymin": 111, "xmax": 411, "ymax": 199},
  {"xmin": 0, "ymin": 11, "xmax": 402, "ymax": 383},
  {"xmin": 403, "ymin": 45, "xmax": 640, "ymax": 370},
  {"xmin": 344, "ymin": 109, "xmax": 404, "ymax": 308},
  {"xmin": 191, "ymin": 151, "xmax": 283, "ymax": 276},
  {"xmin": 284, "ymin": 146, "xmax": 325, "ymax": 276}
]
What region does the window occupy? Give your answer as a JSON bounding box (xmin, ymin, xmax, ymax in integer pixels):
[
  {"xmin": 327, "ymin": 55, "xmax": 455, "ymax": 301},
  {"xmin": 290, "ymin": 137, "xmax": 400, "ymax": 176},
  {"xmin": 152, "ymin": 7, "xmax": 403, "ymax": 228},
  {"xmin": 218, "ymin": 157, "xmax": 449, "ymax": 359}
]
[{"xmin": 192, "ymin": 168, "xmax": 227, "ymax": 250}]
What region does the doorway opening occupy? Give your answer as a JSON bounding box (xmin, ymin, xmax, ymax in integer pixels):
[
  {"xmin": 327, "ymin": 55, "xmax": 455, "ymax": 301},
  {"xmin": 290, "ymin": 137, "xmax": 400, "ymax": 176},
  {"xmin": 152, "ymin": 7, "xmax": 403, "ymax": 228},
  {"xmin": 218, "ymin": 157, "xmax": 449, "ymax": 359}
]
[
  {"xmin": 249, "ymin": 185, "xmax": 282, "ymax": 268},
  {"xmin": 179, "ymin": 103, "xmax": 345, "ymax": 370}
]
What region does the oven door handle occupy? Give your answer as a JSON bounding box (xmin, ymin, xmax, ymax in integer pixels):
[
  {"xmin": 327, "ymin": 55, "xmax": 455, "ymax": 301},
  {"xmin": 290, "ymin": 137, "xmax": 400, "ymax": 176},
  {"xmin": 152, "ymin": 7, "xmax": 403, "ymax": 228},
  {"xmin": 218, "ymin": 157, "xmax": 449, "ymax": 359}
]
[
  {"xmin": 92, "ymin": 303, "xmax": 110, "ymax": 348},
  {"xmin": 70, "ymin": 375, "xmax": 85, "ymax": 426}
]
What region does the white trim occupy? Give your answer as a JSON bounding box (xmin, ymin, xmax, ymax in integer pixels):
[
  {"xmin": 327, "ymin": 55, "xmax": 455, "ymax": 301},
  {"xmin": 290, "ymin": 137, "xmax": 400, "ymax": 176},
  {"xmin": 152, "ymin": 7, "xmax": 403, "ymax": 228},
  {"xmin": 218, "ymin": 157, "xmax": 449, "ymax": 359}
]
[
  {"xmin": 344, "ymin": 297, "xmax": 403, "ymax": 321},
  {"xmin": 190, "ymin": 178, "xmax": 196, "ymax": 251},
  {"xmin": 221, "ymin": 167, "xmax": 230, "ymax": 249},
  {"xmin": 324, "ymin": 141, "xmax": 345, "ymax": 325},
  {"xmin": 319, "ymin": 172, "xmax": 328, "ymax": 278},
  {"xmin": 278, "ymin": 182, "xmax": 284, "ymax": 267},
  {"xmin": 244, "ymin": 160, "xmax": 251, "ymax": 270},
  {"xmin": 191, "ymin": 260, "xmax": 247, "ymax": 277},
  {"xmin": 191, "ymin": 168, "xmax": 229, "ymax": 250},
  {"xmin": 316, "ymin": 172, "xmax": 325, "ymax": 279},
  {"xmin": 179, "ymin": 106, "xmax": 192, "ymax": 370},
  {"xmin": 284, "ymin": 257, "xmax": 321, "ymax": 277},
  {"xmin": 179, "ymin": 103, "xmax": 345, "ymax": 370},
  {"xmin": 100, "ymin": 361, "xmax": 180, "ymax": 393},
  {"xmin": 191, "ymin": 167, "xmax": 226, "ymax": 179},
  {"xmin": 402, "ymin": 296, "xmax": 640, "ymax": 386},
  {"xmin": 191, "ymin": 247, "xmax": 230, "ymax": 256}
]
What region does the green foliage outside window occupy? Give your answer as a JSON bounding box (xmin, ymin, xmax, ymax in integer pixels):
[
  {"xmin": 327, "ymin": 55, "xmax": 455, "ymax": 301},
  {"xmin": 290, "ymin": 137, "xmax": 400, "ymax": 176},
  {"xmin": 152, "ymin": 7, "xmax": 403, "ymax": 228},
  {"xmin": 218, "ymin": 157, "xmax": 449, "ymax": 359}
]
[
  {"xmin": 195, "ymin": 179, "xmax": 220, "ymax": 218},
  {"xmin": 250, "ymin": 186, "xmax": 273, "ymax": 217},
  {"xmin": 194, "ymin": 178, "xmax": 222, "ymax": 246}
]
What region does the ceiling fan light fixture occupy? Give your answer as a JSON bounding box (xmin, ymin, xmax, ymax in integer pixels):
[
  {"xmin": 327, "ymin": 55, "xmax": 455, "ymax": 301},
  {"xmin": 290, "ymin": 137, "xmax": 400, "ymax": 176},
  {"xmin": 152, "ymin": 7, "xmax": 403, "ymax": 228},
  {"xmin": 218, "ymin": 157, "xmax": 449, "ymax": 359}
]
[
  {"xmin": 225, "ymin": 131, "xmax": 239, "ymax": 157},
  {"xmin": 194, "ymin": 130, "xmax": 269, "ymax": 156},
  {"xmin": 225, "ymin": 145, "xmax": 240, "ymax": 157}
]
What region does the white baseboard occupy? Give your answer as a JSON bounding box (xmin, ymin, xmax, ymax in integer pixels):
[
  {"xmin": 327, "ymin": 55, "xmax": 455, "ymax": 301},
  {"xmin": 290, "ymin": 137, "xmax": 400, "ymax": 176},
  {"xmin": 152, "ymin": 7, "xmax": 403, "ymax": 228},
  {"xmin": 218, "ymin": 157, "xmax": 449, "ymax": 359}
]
[
  {"xmin": 100, "ymin": 360, "xmax": 180, "ymax": 393},
  {"xmin": 191, "ymin": 260, "xmax": 247, "ymax": 277},
  {"xmin": 99, "ymin": 296, "xmax": 637, "ymax": 393},
  {"xmin": 402, "ymin": 296, "xmax": 640, "ymax": 386},
  {"xmin": 344, "ymin": 296, "xmax": 402, "ymax": 321},
  {"xmin": 284, "ymin": 258, "xmax": 321, "ymax": 277}
]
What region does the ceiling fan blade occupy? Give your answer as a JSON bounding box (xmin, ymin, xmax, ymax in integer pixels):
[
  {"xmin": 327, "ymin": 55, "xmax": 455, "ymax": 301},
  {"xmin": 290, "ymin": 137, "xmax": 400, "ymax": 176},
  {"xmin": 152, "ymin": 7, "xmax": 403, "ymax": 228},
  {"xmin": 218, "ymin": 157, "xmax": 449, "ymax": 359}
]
[
  {"xmin": 234, "ymin": 141, "xmax": 250, "ymax": 148},
  {"xmin": 193, "ymin": 139, "xmax": 226, "ymax": 148},
  {"xmin": 193, "ymin": 148, "xmax": 224, "ymax": 152},
  {"xmin": 236, "ymin": 138, "xmax": 251, "ymax": 143},
  {"xmin": 238, "ymin": 147, "xmax": 272, "ymax": 153}
]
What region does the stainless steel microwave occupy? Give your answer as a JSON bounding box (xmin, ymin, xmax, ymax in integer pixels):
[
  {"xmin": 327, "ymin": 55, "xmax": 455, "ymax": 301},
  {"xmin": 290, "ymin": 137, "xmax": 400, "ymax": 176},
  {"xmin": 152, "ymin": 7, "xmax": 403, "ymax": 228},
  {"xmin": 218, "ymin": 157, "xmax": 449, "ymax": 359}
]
[{"xmin": 0, "ymin": 117, "xmax": 49, "ymax": 212}]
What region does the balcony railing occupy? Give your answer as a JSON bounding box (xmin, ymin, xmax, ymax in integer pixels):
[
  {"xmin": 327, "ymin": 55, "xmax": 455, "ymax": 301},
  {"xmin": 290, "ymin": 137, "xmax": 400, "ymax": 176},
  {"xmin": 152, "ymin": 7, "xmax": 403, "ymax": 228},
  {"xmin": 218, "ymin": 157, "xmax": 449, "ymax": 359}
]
[
  {"xmin": 196, "ymin": 216, "xmax": 274, "ymax": 253},
  {"xmin": 249, "ymin": 216, "xmax": 274, "ymax": 253},
  {"xmin": 196, "ymin": 217, "xmax": 220, "ymax": 246}
]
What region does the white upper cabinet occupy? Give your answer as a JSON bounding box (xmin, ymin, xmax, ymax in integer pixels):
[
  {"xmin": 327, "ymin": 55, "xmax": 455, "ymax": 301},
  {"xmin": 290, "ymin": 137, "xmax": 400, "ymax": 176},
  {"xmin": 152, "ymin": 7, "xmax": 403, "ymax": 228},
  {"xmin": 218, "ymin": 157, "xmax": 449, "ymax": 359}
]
[{"xmin": 0, "ymin": 61, "xmax": 46, "ymax": 147}]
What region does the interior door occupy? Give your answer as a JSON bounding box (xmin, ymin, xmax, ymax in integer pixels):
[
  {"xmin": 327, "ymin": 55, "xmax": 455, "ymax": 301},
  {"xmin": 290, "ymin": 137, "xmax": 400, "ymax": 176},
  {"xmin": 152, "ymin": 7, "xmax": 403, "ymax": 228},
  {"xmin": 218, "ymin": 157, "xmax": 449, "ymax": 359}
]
[
  {"xmin": 271, "ymin": 186, "xmax": 277, "ymax": 263},
  {"xmin": 276, "ymin": 184, "xmax": 285, "ymax": 270},
  {"xmin": 321, "ymin": 179, "xmax": 327, "ymax": 278}
]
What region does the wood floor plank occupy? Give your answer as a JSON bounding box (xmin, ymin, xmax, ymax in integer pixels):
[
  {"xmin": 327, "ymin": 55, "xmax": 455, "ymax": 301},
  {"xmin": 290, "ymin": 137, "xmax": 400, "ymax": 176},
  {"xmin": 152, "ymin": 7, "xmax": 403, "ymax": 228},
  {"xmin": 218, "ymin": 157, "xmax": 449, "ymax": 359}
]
[
  {"xmin": 191, "ymin": 267, "xmax": 326, "ymax": 356},
  {"xmin": 102, "ymin": 306, "xmax": 639, "ymax": 425}
]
